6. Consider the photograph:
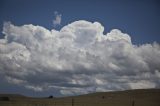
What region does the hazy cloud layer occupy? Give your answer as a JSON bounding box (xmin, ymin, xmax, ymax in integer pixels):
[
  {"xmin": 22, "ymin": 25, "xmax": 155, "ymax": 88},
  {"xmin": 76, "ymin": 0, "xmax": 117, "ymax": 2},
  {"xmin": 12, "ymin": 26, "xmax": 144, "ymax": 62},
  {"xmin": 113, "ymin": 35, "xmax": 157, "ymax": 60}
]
[{"xmin": 0, "ymin": 20, "xmax": 160, "ymax": 96}]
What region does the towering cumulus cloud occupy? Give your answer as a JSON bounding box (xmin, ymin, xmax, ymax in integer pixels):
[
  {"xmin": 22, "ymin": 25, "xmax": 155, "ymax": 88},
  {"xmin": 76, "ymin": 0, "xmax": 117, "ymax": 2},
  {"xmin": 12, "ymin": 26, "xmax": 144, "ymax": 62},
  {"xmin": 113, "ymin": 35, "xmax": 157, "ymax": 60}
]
[{"xmin": 0, "ymin": 20, "xmax": 160, "ymax": 95}]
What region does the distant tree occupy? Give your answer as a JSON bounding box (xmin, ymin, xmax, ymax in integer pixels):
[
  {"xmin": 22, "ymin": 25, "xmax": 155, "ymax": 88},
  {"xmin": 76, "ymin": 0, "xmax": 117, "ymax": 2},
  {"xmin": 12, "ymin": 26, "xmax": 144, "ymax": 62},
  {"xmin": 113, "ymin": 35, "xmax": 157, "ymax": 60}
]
[
  {"xmin": 0, "ymin": 97, "xmax": 10, "ymax": 101},
  {"xmin": 48, "ymin": 95, "xmax": 54, "ymax": 98},
  {"xmin": 102, "ymin": 96, "xmax": 105, "ymax": 99}
]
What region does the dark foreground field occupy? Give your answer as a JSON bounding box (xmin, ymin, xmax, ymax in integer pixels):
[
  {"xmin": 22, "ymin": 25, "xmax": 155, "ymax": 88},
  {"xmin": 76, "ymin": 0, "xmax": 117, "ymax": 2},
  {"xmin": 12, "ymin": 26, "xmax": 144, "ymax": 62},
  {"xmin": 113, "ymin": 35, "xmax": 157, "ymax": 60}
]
[{"xmin": 0, "ymin": 89, "xmax": 160, "ymax": 106}]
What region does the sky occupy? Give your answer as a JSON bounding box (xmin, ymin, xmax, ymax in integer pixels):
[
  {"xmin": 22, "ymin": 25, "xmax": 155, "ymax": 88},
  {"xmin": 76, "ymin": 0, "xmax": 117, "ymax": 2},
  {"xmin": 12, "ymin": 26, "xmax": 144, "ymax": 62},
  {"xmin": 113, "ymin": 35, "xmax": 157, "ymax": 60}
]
[
  {"xmin": 0, "ymin": 0, "xmax": 160, "ymax": 97},
  {"xmin": 0, "ymin": 0, "xmax": 160, "ymax": 44}
]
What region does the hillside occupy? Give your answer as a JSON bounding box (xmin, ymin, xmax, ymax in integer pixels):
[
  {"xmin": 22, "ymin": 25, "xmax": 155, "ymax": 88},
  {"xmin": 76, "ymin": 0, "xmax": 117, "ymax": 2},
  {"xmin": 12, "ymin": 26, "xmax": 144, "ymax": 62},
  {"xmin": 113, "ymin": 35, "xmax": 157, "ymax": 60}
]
[{"xmin": 0, "ymin": 89, "xmax": 160, "ymax": 106}]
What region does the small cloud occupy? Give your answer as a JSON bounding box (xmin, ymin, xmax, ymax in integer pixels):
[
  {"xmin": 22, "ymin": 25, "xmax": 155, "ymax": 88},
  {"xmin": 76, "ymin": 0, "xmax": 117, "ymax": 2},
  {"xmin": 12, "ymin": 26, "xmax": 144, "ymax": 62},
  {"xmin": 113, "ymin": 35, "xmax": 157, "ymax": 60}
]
[{"xmin": 53, "ymin": 11, "xmax": 62, "ymax": 27}]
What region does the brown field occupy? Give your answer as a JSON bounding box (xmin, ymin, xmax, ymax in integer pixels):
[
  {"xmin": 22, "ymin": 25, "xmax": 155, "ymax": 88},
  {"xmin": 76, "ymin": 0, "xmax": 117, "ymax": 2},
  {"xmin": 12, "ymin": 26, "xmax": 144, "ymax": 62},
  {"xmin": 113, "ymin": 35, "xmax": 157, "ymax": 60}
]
[{"xmin": 0, "ymin": 89, "xmax": 160, "ymax": 106}]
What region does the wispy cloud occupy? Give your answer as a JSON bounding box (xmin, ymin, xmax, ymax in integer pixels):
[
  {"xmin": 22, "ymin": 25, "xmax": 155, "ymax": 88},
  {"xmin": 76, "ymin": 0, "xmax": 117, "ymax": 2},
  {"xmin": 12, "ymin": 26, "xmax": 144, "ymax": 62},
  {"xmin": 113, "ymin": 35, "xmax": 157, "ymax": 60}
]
[
  {"xmin": 0, "ymin": 20, "xmax": 160, "ymax": 96},
  {"xmin": 53, "ymin": 11, "xmax": 61, "ymax": 27}
]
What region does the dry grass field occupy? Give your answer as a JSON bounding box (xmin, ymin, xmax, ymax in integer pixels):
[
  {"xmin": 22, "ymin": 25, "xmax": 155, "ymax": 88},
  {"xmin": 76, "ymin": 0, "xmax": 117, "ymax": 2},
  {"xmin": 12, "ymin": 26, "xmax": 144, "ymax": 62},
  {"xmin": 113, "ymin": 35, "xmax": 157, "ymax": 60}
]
[{"xmin": 0, "ymin": 89, "xmax": 160, "ymax": 106}]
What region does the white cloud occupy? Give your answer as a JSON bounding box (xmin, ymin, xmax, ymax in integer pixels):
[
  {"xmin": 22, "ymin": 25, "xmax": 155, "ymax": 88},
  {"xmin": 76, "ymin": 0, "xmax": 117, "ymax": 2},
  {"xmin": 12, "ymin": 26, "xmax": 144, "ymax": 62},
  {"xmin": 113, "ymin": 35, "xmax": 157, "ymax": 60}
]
[
  {"xmin": 0, "ymin": 20, "xmax": 160, "ymax": 96},
  {"xmin": 128, "ymin": 80, "xmax": 156, "ymax": 89},
  {"xmin": 6, "ymin": 76, "xmax": 26, "ymax": 85},
  {"xmin": 25, "ymin": 85, "xmax": 43, "ymax": 92},
  {"xmin": 53, "ymin": 11, "xmax": 61, "ymax": 27}
]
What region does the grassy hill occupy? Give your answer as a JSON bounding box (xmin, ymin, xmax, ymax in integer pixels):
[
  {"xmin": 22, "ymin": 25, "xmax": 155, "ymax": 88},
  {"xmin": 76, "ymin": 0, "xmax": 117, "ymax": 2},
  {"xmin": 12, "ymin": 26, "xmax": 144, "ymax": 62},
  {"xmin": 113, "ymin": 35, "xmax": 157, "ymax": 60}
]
[{"xmin": 0, "ymin": 89, "xmax": 160, "ymax": 106}]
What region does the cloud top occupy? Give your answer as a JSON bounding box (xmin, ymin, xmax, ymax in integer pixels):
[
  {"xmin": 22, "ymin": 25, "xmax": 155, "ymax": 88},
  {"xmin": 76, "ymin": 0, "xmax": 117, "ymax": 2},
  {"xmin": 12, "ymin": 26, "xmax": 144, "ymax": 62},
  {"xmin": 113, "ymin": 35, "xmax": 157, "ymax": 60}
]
[{"xmin": 0, "ymin": 20, "xmax": 160, "ymax": 96}]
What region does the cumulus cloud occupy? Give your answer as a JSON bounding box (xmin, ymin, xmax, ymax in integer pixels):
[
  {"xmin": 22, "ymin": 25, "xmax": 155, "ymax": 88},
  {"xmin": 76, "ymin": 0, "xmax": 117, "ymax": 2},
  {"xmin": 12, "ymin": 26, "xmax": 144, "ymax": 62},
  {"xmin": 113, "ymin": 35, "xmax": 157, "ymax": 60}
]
[
  {"xmin": 53, "ymin": 11, "xmax": 61, "ymax": 27},
  {"xmin": 0, "ymin": 20, "xmax": 160, "ymax": 96}
]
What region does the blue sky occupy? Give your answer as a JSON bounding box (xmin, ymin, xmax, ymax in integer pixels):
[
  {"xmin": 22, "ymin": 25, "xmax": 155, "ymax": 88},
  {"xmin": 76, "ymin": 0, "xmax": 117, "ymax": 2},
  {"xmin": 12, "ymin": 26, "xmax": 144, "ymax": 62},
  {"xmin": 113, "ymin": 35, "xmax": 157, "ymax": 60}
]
[
  {"xmin": 0, "ymin": 0, "xmax": 160, "ymax": 44},
  {"xmin": 0, "ymin": 0, "xmax": 160, "ymax": 97}
]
